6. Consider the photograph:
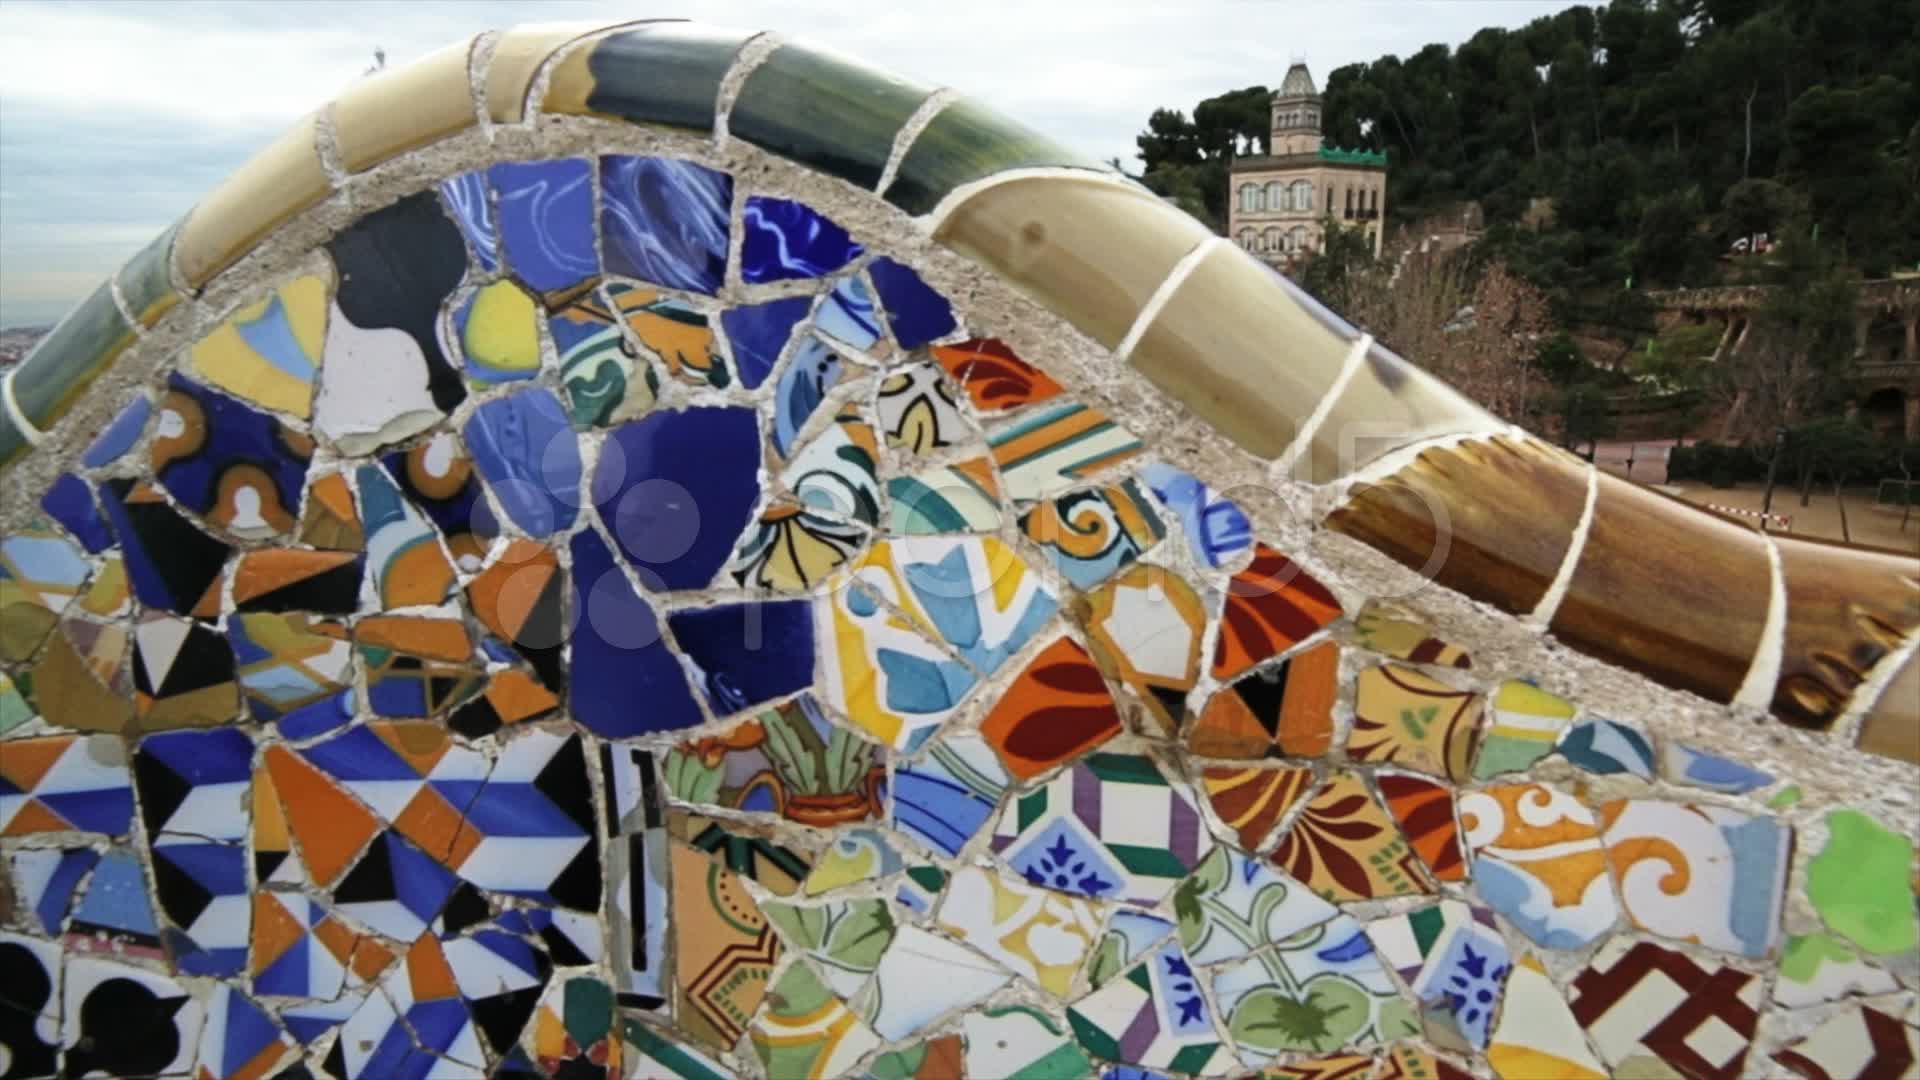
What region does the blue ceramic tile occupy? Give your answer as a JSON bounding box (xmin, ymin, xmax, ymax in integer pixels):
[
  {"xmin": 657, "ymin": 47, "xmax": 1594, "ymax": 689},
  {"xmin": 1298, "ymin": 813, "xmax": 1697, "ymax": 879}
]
[
  {"xmin": 740, "ymin": 197, "xmax": 863, "ymax": 283},
  {"xmin": 333, "ymin": 831, "xmax": 458, "ymax": 941},
  {"xmin": 40, "ymin": 473, "xmax": 113, "ymax": 553},
  {"xmin": 868, "ymin": 257, "xmax": 956, "ymax": 349},
  {"xmin": 71, "ymin": 848, "xmax": 160, "ymax": 942},
  {"xmin": 15, "ymin": 848, "xmax": 99, "ymax": 934},
  {"xmin": 489, "ymin": 158, "xmax": 597, "ymax": 291},
  {"xmin": 83, "ymin": 394, "xmax": 151, "ymax": 467},
  {"xmin": 381, "ymin": 436, "xmax": 489, "ymax": 563},
  {"xmin": 463, "ymin": 389, "xmax": 582, "ymax": 539},
  {"xmin": 892, "ymin": 736, "xmax": 1006, "ymax": 858},
  {"xmin": 154, "ymin": 374, "xmax": 311, "ymax": 535},
  {"xmin": 567, "ymin": 527, "xmax": 703, "ymax": 737},
  {"xmin": 275, "ymin": 693, "xmax": 355, "ymax": 740},
  {"xmin": 599, "ymin": 155, "xmax": 731, "ymax": 295},
  {"xmin": 1666, "ymin": 742, "xmax": 1774, "ymax": 793},
  {"xmin": 439, "ymin": 169, "xmax": 499, "ymax": 273},
  {"xmin": 1558, "ymin": 717, "xmax": 1655, "ymax": 779},
  {"xmin": 719, "ymin": 296, "xmax": 811, "ymax": 390},
  {"xmin": 590, "ymin": 406, "xmax": 761, "ymax": 591},
  {"xmin": 665, "ymin": 601, "xmax": 814, "ymax": 714},
  {"xmin": 99, "ymin": 478, "xmax": 232, "ymax": 615},
  {"xmin": 814, "ymin": 276, "xmax": 882, "ymax": 352},
  {"xmin": 773, "ymin": 337, "xmax": 843, "ymax": 456},
  {"xmin": 152, "ymin": 841, "xmax": 248, "ymax": 975},
  {"xmin": 1140, "ymin": 463, "xmax": 1252, "ymax": 569}
]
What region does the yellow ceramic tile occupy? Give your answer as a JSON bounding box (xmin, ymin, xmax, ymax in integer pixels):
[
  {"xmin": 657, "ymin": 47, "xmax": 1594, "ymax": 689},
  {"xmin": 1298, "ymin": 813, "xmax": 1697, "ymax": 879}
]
[
  {"xmin": 177, "ymin": 111, "xmax": 332, "ymax": 288},
  {"xmin": 333, "ymin": 36, "xmax": 481, "ymax": 173},
  {"xmin": 189, "ymin": 271, "xmax": 332, "ymax": 418},
  {"xmin": 934, "ymin": 175, "xmax": 1211, "ymax": 350},
  {"xmin": 1126, "ymin": 242, "xmax": 1355, "ymax": 460}
]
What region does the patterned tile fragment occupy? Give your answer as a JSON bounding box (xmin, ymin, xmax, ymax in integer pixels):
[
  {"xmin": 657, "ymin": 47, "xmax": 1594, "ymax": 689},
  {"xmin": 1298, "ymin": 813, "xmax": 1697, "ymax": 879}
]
[
  {"xmin": 669, "ymin": 839, "xmax": 781, "ymax": 1050},
  {"xmin": 1599, "ymin": 798, "xmax": 1790, "ymax": 959},
  {"xmin": 451, "ymin": 278, "xmax": 541, "ymax": 384},
  {"xmin": 1190, "ymin": 640, "xmax": 1340, "ymax": 758},
  {"xmin": 60, "ymin": 953, "xmax": 205, "ymax": 1076},
  {"xmin": 1067, "ymin": 938, "xmax": 1223, "ymax": 1074},
  {"xmin": 1088, "ymin": 909, "xmax": 1177, "ymax": 989},
  {"xmin": 729, "ymin": 502, "xmax": 867, "ymax": 590},
  {"xmin": 1214, "ymin": 545, "xmax": 1341, "ymax": 679},
  {"xmin": 930, "ymin": 337, "xmax": 1062, "ymax": 412},
  {"xmin": 780, "ymin": 404, "xmax": 882, "ymax": 525},
  {"xmin": 741, "ymin": 196, "xmax": 862, "ymax": 283},
  {"xmin": 980, "ymin": 635, "xmax": 1122, "ymax": 782},
  {"xmin": 857, "ymin": 925, "xmax": 1013, "ymax": 1040},
  {"xmin": 1140, "ymin": 462, "xmax": 1252, "ymax": 570},
  {"xmin": 937, "ymin": 865, "xmax": 1103, "ymax": 996},
  {"xmin": 464, "ymin": 388, "xmax": 584, "ymax": 539},
  {"xmin": 298, "ymin": 470, "xmax": 363, "ymax": 550},
  {"xmin": 720, "ymin": 294, "xmax": 811, "ymax": 389},
  {"xmin": 1020, "ymin": 479, "xmax": 1165, "ymax": 590},
  {"xmin": 1664, "ymin": 741, "xmax": 1775, "ymax": 793},
  {"xmin": 1213, "ymin": 914, "xmax": 1417, "ymax": 1061},
  {"xmin": 1352, "ymin": 602, "xmax": 1472, "ymax": 669},
  {"xmin": 764, "ymin": 897, "xmax": 897, "ymax": 999},
  {"xmin": 1472, "ymin": 680, "xmax": 1577, "ymax": 778},
  {"xmin": 1375, "ymin": 773, "xmax": 1468, "ymax": 883},
  {"xmin": 1773, "ymin": 932, "xmax": 1900, "ymax": 1006},
  {"xmin": 988, "ymin": 400, "xmax": 1143, "ymax": 502},
  {"xmin": 1273, "ymin": 771, "xmax": 1432, "ymax": 902},
  {"xmin": 814, "ymin": 275, "xmax": 886, "ymax": 358},
  {"xmin": 892, "ymin": 731, "xmax": 1009, "ymax": 856},
  {"xmin": 1366, "ymin": 901, "xmax": 1510, "ymax": 1050},
  {"xmin": 669, "ymin": 811, "xmax": 814, "ymax": 897},
  {"xmin": 1569, "ymin": 938, "xmax": 1762, "ymax": 1079},
  {"xmin": 752, "ymin": 960, "xmax": 882, "ymax": 1078},
  {"xmin": 888, "ymin": 457, "xmax": 1003, "ymax": 534},
  {"xmin": 1, "ymin": 733, "xmax": 133, "ymax": 836},
  {"xmin": 1772, "ymin": 1004, "xmax": 1919, "ymax": 1080},
  {"xmin": 98, "ymin": 478, "xmax": 232, "ymax": 616},
  {"xmin": 1459, "ymin": 783, "xmax": 1619, "ymax": 950},
  {"xmin": 609, "ymin": 282, "xmax": 731, "ymax": 387},
  {"xmin": 1350, "ymin": 664, "xmax": 1482, "ymax": 781},
  {"xmin": 1200, "ymin": 765, "xmax": 1312, "ymax": 850},
  {"xmin": 1487, "ymin": 953, "xmax": 1606, "ymax": 1080},
  {"xmin": 663, "ymin": 696, "xmax": 886, "ymax": 825},
  {"xmin": 961, "ymin": 1005, "xmax": 1093, "ymax": 1079},
  {"xmin": 356, "ymin": 461, "xmax": 455, "ymax": 608},
  {"xmin": 551, "ymin": 283, "xmax": 661, "ymax": 428},
  {"xmin": 491, "ymin": 157, "xmax": 596, "ymax": 291},
  {"xmin": 877, "ymin": 362, "xmax": 969, "ymax": 454},
  {"xmin": 600, "ymin": 155, "xmax": 731, "ymax": 295},
  {"xmin": 1082, "ymin": 563, "xmax": 1207, "ymax": 735},
  {"xmin": 993, "ymin": 752, "xmax": 1213, "ymax": 906},
  {"xmin": 1173, "ymin": 846, "xmax": 1337, "ymax": 966},
  {"xmin": 1557, "ymin": 716, "xmax": 1656, "ymax": 778},
  {"xmin": 151, "ymin": 375, "xmax": 313, "ymax": 540},
  {"xmin": 187, "ymin": 273, "xmax": 330, "ymax": 419}
]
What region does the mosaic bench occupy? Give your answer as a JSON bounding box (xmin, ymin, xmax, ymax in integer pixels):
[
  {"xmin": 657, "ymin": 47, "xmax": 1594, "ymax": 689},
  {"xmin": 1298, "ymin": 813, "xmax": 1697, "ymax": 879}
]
[{"xmin": 0, "ymin": 18, "xmax": 1916, "ymax": 1080}]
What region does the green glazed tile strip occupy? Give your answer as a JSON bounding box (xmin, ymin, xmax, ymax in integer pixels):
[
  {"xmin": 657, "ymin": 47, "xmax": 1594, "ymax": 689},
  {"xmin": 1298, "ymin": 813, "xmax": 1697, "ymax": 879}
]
[
  {"xmin": 730, "ymin": 42, "xmax": 933, "ymax": 191},
  {"xmin": 0, "ymin": 397, "xmax": 28, "ymax": 468},
  {"xmin": 886, "ymin": 97, "xmax": 1103, "ymax": 216},
  {"xmin": 11, "ymin": 280, "xmax": 137, "ymax": 434},
  {"xmin": 117, "ymin": 219, "xmax": 182, "ymax": 329},
  {"xmin": 583, "ymin": 24, "xmax": 752, "ymax": 132}
]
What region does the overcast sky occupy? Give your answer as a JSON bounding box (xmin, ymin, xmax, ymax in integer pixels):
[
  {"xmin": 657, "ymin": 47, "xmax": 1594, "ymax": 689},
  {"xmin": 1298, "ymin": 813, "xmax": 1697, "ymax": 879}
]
[{"xmin": 0, "ymin": 0, "xmax": 1578, "ymax": 328}]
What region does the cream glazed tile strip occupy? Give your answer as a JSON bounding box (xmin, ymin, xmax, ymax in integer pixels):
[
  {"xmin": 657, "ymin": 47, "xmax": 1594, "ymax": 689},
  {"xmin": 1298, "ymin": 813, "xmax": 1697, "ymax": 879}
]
[
  {"xmin": 1271, "ymin": 332, "xmax": 1373, "ymax": 483},
  {"xmin": 1731, "ymin": 532, "xmax": 1790, "ymax": 710},
  {"xmin": 1527, "ymin": 459, "xmax": 1600, "ymax": 627},
  {"xmin": 1113, "ymin": 236, "xmax": 1223, "ymax": 364},
  {"xmin": 920, "ymin": 166, "xmax": 1141, "ymax": 232}
]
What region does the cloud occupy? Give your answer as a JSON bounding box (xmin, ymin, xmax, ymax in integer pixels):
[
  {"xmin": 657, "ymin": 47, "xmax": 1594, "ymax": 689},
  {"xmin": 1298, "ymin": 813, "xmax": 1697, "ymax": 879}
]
[{"xmin": 0, "ymin": 0, "xmax": 1577, "ymax": 326}]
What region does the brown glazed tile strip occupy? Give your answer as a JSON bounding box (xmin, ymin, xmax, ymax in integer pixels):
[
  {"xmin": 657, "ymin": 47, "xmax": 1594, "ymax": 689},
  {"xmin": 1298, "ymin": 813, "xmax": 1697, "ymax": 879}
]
[{"xmin": 1856, "ymin": 646, "xmax": 1918, "ymax": 763}]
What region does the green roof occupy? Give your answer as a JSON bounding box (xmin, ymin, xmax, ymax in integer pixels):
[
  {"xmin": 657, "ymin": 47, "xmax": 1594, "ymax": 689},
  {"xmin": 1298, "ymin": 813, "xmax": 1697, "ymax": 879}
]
[{"xmin": 1318, "ymin": 146, "xmax": 1388, "ymax": 166}]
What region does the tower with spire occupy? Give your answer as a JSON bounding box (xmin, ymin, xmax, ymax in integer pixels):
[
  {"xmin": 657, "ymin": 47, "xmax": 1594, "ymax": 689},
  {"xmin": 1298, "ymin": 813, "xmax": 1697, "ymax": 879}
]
[{"xmin": 1227, "ymin": 61, "xmax": 1389, "ymax": 264}]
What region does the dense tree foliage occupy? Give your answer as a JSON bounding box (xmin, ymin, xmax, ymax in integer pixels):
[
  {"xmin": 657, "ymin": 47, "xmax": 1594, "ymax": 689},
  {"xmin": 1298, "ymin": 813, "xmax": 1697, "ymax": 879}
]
[{"xmin": 1136, "ymin": 0, "xmax": 1920, "ymax": 295}]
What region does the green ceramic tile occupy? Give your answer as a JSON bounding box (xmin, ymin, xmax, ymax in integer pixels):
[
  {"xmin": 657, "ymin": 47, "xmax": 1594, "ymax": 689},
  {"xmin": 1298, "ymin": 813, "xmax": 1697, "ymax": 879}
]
[
  {"xmin": 583, "ymin": 24, "xmax": 750, "ymax": 132},
  {"xmin": 886, "ymin": 97, "xmax": 1103, "ymax": 216},
  {"xmin": 11, "ymin": 280, "xmax": 136, "ymax": 434},
  {"xmin": 0, "ymin": 396, "xmax": 29, "ymax": 468},
  {"xmin": 730, "ymin": 42, "xmax": 933, "ymax": 191},
  {"xmin": 118, "ymin": 219, "xmax": 182, "ymax": 329},
  {"xmin": 1806, "ymin": 809, "xmax": 1918, "ymax": 956}
]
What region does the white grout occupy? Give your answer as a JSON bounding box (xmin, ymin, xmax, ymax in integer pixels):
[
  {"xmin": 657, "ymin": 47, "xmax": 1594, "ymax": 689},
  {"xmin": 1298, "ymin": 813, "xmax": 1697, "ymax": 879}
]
[
  {"xmin": 1731, "ymin": 531, "xmax": 1790, "ymax": 710},
  {"xmin": 1114, "ymin": 236, "xmax": 1221, "ymax": 365},
  {"xmin": 1528, "ymin": 461, "xmax": 1599, "ymax": 627},
  {"xmin": 1272, "ymin": 332, "xmax": 1371, "ymax": 481}
]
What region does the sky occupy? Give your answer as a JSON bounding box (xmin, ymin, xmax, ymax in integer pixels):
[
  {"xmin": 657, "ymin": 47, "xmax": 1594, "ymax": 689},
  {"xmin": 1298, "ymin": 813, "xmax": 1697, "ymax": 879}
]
[{"xmin": 0, "ymin": 0, "xmax": 1579, "ymax": 328}]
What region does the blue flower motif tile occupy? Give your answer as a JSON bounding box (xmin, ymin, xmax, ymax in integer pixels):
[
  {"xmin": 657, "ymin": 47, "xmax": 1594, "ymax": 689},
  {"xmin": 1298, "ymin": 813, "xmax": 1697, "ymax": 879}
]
[
  {"xmin": 463, "ymin": 388, "xmax": 582, "ymax": 539},
  {"xmin": 83, "ymin": 393, "xmax": 151, "ymax": 467},
  {"xmin": 439, "ymin": 169, "xmax": 499, "ymax": 273},
  {"xmin": 1140, "ymin": 463, "xmax": 1252, "ymax": 569},
  {"xmin": 868, "ymin": 257, "xmax": 957, "ymax": 349},
  {"xmin": 599, "ymin": 155, "xmax": 731, "ymax": 295},
  {"xmin": 489, "ymin": 158, "xmax": 597, "ymax": 291},
  {"xmin": 591, "ymin": 406, "xmax": 761, "ymax": 591},
  {"xmin": 719, "ymin": 296, "xmax": 811, "ymax": 390},
  {"xmin": 666, "ymin": 600, "xmax": 815, "ymax": 715},
  {"xmin": 567, "ymin": 527, "xmax": 703, "ymax": 737},
  {"xmin": 154, "ymin": 374, "xmax": 311, "ymax": 539},
  {"xmin": 1558, "ymin": 716, "xmax": 1655, "ymax": 779},
  {"xmin": 891, "ymin": 732, "xmax": 1009, "ymax": 857},
  {"xmin": 740, "ymin": 197, "xmax": 863, "ymax": 283},
  {"xmin": 40, "ymin": 473, "xmax": 112, "ymax": 553}
]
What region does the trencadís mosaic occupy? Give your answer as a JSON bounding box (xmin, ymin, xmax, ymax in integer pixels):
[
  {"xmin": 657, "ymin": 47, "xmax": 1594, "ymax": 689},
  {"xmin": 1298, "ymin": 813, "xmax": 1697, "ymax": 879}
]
[{"xmin": 1, "ymin": 19, "xmax": 1916, "ymax": 1080}]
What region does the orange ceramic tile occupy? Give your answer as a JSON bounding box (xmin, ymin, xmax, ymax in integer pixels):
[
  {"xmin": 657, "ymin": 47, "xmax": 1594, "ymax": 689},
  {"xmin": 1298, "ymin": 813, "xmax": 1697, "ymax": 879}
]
[
  {"xmin": 671, "ymin": 839, "xmax": 783, "ymax": 1050},
  {"xmin": 1770, "ymin": 535, "xmax": 1920, "ymax": 729},
  {"xmin": 1457, "ymin": 783, "xmax": 1618, "ymax": 949},
  {"xmin": 1550, "ymin": 471, "xmax": 1771, "ymax": 705},
  {"xmin": 1081, "ymin": 563, "xmax": 1207, "ymax": 736},
  {"xmin": 1348, "ymin": 663, "xmax": 1483, "ymax": 781},
  {"xmin": 405, "ymin": 933, "xmax": 461, "ymax": 1002},
  {"xmin": 979, "ymin": 636, "xmax": 1122, "ymax": 781},
  {"xmin": 929, "ymin": 338, "xmax": 1063, "ymax": 412},
  {"xmin": 355, "ymin": 617, "xmax": 473, "ymax": 663},
  {"xmin": 333, "ymin": 36, "xmax": 480, "ymax": 173},
  {"xmin": 299, "ymin": 472, "xmax": 364, "ymax": 551},
  {"xmin": 251, "ymin": 765, "xmax": 291, "ymax": 870},
  {"xmin": 1271, "ymin": 770, "xmax": 1432, "ymax": 902},
  {"xmin": 934, "ymin": 175, "xmax": 1212, "ymax": 349},
  {"xmin": 467, "ymin": 540, "xmax": 561, "ymax": 642},
  {"xmin": 176, "ymin": 111, "xmax": 332, "ymax": 288},
  {"xmin": 484, "ymin": 670, "xmax": 561, "ymax": 725},
  {"xmin": 1189, "ymin": 638, "xmax": 1340, "ymax": 758},
  {"xmin": 1326, "ymin": 434, "xmax": 1587, "ymax": 617},
  {"xmin": 1213, "ymin": 545, "xmax": 1342, "ymax": 679},
  {"xmin": 262, "ymin": 745, "xmax": 378, "ymax": 887},
  {"xmin": 1376, "ymin": 773, "xmax": 1468, "ymax": 883},
  {"xmin": 1200, "ymin": 764, "xmax": 1313, "ymax": 849},
  {"xmin": 231, "ymin": 550, "xmax": 362, "ymax": 609}
]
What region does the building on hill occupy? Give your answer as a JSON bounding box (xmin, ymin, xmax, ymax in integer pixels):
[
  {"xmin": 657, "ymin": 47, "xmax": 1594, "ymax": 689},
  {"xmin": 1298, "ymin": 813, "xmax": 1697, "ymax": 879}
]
[{"xmin": 1227, "ymin": 62, "xmax": 1388, "ymax": 266}]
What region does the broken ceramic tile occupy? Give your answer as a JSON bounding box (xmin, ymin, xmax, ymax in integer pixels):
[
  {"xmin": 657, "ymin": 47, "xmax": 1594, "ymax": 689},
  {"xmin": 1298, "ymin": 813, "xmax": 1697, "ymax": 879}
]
[
  {"xmin": 1472, "ymin": 681, "xmax": 1577, "ymax": 779},
  {"xmin": 1212, "ymin": 914, "xmax": 1417, "ymax": 1062},
  {"xmin": 1599, "ymin": 798, "xmax": 1790, "ymax": 959},
  {"xmin": 1272, "ymin": 771, "xmax": 1432, "ymax": 902},
  {"xmin": 1350, "ymin": 664, "xmax": 1482, "ymax": 782},
  {"xmin": 1458, "ymin": 783, "xmax": 1618, "ymax": 950},
  {"xmin": 188, "ymin": 272, "xmax": 330, "ymax": 417},
  {"xmin": 936, "ymin": 865, "xmax": 1104, "ymax": 997},
  {"xmin": 1568, "ymin": 937, "xmax": 1762, "ymax": 1078}
]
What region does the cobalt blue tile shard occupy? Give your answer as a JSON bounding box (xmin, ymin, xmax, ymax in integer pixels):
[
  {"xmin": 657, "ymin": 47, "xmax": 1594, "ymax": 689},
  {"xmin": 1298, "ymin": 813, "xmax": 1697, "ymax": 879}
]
[
  {"xmin": 151, "ymin": 841, "xmax": 250, "ymax": 975},
  {"xmin": 463, "ymin": 388, "xmax": 583, "ymax": 539},
  {"xmin": 740, "ymin": 197, "xmax": 864, "ymax": 284},
  {"xmin": 868, "ymin": 257, "xmax": 958, "ymax": 349},
  {"xmin": 439, "ymin": 169, "xmax": 500, "ymax": 273},
  {"xmin": 83, "ymin": 394, "xmax": 152, "ymax": 467},
  {"xmin": 567, "ymin": 526, "xmax": 703, "ymax": 737},
  {"xmin": 814, "ymin": 275, "xmax": 883, "ymax": 354},
  {"xmin": 591, "ymin": 406, "xmax": 762, "ymax": 591},
  {"xmin": 326, "ymin": 190, "xmax": 469, "ymax": 414},
  {"xmin": 99, "ymin": 478, "xmax": 234, "ymax": 616},
  {"xmin": 40, "ymin": 473, "xmax": 113, "ymax": 553},
  {"xmin": 719, "ymin": 296, "xmax": 811, "ymax": 390},
  {"xmin": 153, "ymin": 374, "xmax": 314, "ymax": 540},
  {"xmin": 599, "ymin": 155, "xmax": 732, "ymax": 295},
  {"xmin": 68, "ymin": 848, "xmax": 162, "ymax": 949},
  {"xmin": 490, "ymin": 157, "xmax": 598, "ymax": 292},
  {"xmin": 666, "ymin": 601, "xmax": 815, "ymax": 714},
  {"xmin": 382, "ymin": 435, "xmax": 490, "ymax": 569}
]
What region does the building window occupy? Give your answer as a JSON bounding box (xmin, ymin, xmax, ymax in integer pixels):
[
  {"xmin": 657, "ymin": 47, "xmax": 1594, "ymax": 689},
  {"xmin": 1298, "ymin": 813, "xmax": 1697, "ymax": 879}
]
[
  {"xmin": 1261, "ymin": 181, "xmax": 1281, "ymax": 211},
  {"xmin": 1345, "ymin": 187, "xmax": 1354, "ymax": 219},
  {"xmin": 1264, "ymin": 227, "xmax": 1282, "ymax": 253},
  {"xmin": 1238, "ymin": 227, "xmax": 1256, "ymax": 251},
  {"xmin": 1291, "ymin": 180, "xmax": 1313, "ymax": 212},
  {"xmin": 1238, "ymin": 183, "xmax": 1260, "ymax": 213}
]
